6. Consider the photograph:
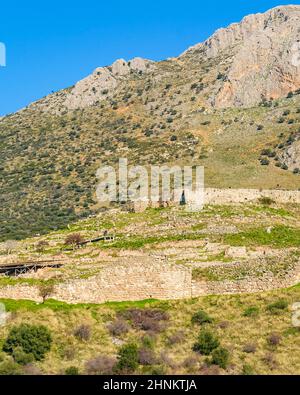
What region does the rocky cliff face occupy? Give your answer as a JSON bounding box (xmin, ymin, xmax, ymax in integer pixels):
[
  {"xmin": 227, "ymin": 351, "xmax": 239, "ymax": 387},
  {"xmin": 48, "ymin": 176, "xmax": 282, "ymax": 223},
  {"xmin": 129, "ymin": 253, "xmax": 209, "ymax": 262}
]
[
  {"xmin": 183, "ymin": 5, "xmax": 300, "ymax": 108},
  {"xmin": 64, "ymin": 57, "xmax": 154, "ymax": 110},
  {"xmin": 279, "ymin": 139, "xmax": 300, "ymax": 171}
]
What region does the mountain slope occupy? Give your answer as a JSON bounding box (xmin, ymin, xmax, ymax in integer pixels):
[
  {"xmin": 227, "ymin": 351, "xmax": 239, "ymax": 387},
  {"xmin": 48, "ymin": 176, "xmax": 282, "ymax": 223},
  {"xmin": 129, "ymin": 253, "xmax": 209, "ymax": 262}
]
[{"xmin": 1, "ymin": 5, "xmax": 300, "ymax": 241}]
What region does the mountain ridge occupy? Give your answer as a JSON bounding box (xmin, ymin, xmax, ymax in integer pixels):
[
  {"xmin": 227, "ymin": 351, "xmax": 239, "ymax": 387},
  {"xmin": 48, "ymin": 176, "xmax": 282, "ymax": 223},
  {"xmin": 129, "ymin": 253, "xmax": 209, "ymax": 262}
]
[{"xmin": 23, "ymin": 4, "xmax": 300, "ymax": 114}]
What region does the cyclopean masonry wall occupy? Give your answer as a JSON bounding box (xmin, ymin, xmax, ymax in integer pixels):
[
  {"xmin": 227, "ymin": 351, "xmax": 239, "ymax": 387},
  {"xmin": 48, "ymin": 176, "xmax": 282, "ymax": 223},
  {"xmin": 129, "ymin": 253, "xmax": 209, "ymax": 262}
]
[
  {"xmin": 204, "ymin": 188, "xmax": 300, "ymax": 205},
  {"xmin": 132, "ymin": 188, "xmax": 300, "ymax": 212},
  {"xmin": 192, "ymin": 260, "xmax": 300, "ymax": 296},
  {"xmin": 0, "ymin": 258, "xmax": 299, "ymax": 304},
  {"xmin": 53, "ymin": 259, "xmax": 192, "ymax": 304}
]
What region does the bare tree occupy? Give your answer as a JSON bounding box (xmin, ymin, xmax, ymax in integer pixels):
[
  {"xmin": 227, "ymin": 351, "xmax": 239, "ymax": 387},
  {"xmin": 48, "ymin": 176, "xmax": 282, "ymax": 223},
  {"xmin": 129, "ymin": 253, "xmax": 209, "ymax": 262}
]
[{"xmin": 64, "ymin": 233, "xmax": 84, "ymax": 249}]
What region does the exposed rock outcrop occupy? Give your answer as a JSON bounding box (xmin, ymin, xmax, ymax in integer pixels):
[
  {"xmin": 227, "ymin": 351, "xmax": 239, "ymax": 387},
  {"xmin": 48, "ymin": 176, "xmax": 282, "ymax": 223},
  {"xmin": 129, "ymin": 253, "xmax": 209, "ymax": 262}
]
[
  {"xmin": 64, "ymin": 57, "xmax": 154, "ymax": 109},
  {"xmin": 182, "ymin": 5, "xmax": 300, "ymax": 107},
  {"xmin": 279, "ymin": 140, "xmax": 300, "ymax": 171}
]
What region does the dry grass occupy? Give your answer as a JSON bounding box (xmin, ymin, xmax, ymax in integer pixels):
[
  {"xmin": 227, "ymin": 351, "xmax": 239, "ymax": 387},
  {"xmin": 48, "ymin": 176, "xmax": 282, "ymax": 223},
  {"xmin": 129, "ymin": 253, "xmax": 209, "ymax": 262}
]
[{"xmin": 0, "ymin": 284, "xmax": 299, "ymax": 375}]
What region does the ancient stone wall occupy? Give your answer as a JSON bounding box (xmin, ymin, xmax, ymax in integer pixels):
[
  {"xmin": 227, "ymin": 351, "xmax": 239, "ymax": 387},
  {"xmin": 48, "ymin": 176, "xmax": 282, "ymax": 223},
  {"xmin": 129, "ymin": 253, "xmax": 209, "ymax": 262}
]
[
  {"xmin": 0, "ymin": 259, "xmax": 192, "ymax": 304},
  {"xmin": 204, "ymin": 188, "xmax": 300, "ymax": 205},
  {"xmin": 192, "ymin": 261, "xmax": 300, "ymax": 296},
  {"xmin": 0, "ymin": 258, "xmax": 299, "ymax": 304},
  {"xmin": 131, "ymin": 188, "xmax": 300, "ymax": 212},
  {"xmin": 53, "ymin": 259, "xmax": 192, "ymax": 304}
]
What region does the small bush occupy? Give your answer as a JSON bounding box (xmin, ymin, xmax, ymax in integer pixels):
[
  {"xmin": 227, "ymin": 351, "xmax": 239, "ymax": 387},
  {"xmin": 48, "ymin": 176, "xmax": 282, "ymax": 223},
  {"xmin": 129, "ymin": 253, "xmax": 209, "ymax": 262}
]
[
  {"xmin": 243, "ymin": 306, "xmax": 259, "ymax": 317},
  {"xmin": 260, "ymin": 158, "xmax": 270, "ymax": 166},
  {"xmin": 211, "ymin": 347, "xmax": 230, "ymax": 369},
  {"xmin": 261, "ymin": 148, "xmax": 272, "ymax": 156},
  {"xmin": 61, "ymin": 345, "xmax": 76, "ymax": 361},
  {"xmin": 138, "ymin": 348, "xmax": 157, "ymax": 366},
  {"xmin": 267, "ymin": 299, "xmax": 288, "ymax": 314},
  {"xmin": 35, "ymin": 240, "xmax": 49, "ymax": 253},
  {"xmin": 262, "ymin": 352, "xmax": 277, "ymax": 370},
  {"xmin": 85, "ymin": 355, "xmax": 116, "ymax": 375},
  {"xmin": 0, "ymin": 360, "xmax": 22, "ymax": 375},
  {"xmin": 242, "ymin": 343, "xmax": 256, "ymax": 354},
  {"xmin": 191, "ymin": 310, "xmax": 213, "ymax": 325},
  {"xmin": 74, "ymin": 324, "xmax": 91, "ymax": 341},
  {"xmin": 267, "ymin": 333, "xmax": 281, "ymax": 346},
  {"xmin": 3, "ymin": 324, "xmax": 52, "ymax": 362},
  {"xmin": 182, "ymin": 356, "xmax": 199, "ymax": 371},
  {"xmin": 116, "ymin": 343, "xmax": 138, "ymax": 373},
  {"xmin": 242, "ymin": 364, "xmax": 255, "ymax": 375},
  {"xmin": 107, "ymin": 320, "xmax": 129, "ymax": 336},
  {"xmin": 258, "ymin": 197, "xmax": 275, "ymax": 206},
  {"xmin": 218, "ymin": 321, "xmax": 229, "ymax": 329},
  {"xmin": 141, "ymin": 334, "xmax": 155, "ymax": 349},
  {"xmin": 149, "ymin": 365, "xmax": 166, "ymax": 375},
  {"xmin": 65, "ymin": 366, "xmax": 79, "ymax": 375},
  {"xmin": 121, "ymin": 308, "xmax": 169, "ymax": 333},
  {"xmin": 193, "ymin": 329, "xmax": 220, "ymax": 355},
  {"xmin": 12, "ymin": 347, "xmax": 34, "ymax": 365},
  {"xmin": 167, "ymin": 330, "xmax": 185, "ymax": 345}
]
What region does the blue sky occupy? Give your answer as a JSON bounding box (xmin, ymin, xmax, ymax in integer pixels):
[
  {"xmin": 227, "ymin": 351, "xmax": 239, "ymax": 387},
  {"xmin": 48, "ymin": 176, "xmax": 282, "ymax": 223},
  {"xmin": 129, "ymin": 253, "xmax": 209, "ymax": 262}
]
[{"xmin": 0, "ymin": 1, "xmax": 298, "ymax": 116}]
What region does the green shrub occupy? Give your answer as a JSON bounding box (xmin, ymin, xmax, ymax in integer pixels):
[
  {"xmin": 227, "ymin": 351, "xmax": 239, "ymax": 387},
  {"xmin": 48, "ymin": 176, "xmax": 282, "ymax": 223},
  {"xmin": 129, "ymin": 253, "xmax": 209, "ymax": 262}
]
[
  {"xmin": 193, "ymin": 329, "xmax": 220, "ymax": 355},
  {"xmin": 148, "ymin": 365, "xmax": 166, "ymax": 375},
  {"xmin": 116, "ymin": 343, "xmax": 138, "ymax": 373},
  {"xmin": 65, "ymin": 366, "xmax": 80, "ymax": 375},
  {"xmin": 258, "ymin": 197, "xmax": 275, "ymax": 206},
  {"xmin": 211, "ymin": 347, "xmax": 230, "ymax": 369},
  {"xmin": 12, "ymin": 347, "xmax": 34, "ymax": 365},
  {"xmin": 267, "ymin": 299, "xmax": 289, "ymax": 314},
  {"xmin": 0, "ymin": 360, "xmax": 22, "ymax": 375},
  {"xmin": 191, "ymin": 310, "xmax": 213, "ymax": 325},
  {"xmin": 243, "ymin": 306, "xmax": 259, "ymax": 317},
  {"xmin": 242, "ymin": 364, "xmax": 255, "ymax": 375},
  {"xmin": 3, "ymin": 324, "xmax": 52, "ymax": 361},
  {"xmin": 260, "ymin": 158, "xmax": 270, "ymax": 166}
]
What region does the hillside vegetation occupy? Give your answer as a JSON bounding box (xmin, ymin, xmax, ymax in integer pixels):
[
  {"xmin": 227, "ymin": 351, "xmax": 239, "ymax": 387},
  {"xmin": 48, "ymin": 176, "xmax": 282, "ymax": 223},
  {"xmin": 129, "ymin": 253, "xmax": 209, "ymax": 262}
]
[
  {"xmin": 0, "ymin": 285, "xmax": 299, "ymax": 375},
  {"xmin": 1, "ymin": 6, "xmax": 300, "ymax": 241}
]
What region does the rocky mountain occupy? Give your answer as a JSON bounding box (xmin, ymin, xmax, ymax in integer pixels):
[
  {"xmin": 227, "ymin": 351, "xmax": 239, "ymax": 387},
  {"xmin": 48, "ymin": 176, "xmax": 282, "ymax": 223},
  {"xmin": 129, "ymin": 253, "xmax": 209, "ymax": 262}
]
[
  {"xmin": 1, "ymin": 5, "xmax": 300, "ymax": 241},
  {"xmin": 183, "ymin": 5, "xmax": 300, "ymax": 108},
  {"xmin": 32, "ymin": 5, "xmax": 300, "ymax": 113}
]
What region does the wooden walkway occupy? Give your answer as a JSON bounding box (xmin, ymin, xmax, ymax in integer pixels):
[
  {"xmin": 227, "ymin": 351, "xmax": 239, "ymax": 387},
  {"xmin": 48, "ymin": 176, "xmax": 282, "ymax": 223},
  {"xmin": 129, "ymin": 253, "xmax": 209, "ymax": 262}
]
[
  {"xmin": 0, "ymin": 259, "xmax": 65, "ymax": 276},
  {"xmin": 78, "ymin": 235, "xmax": 115, "ymax": 246}
]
